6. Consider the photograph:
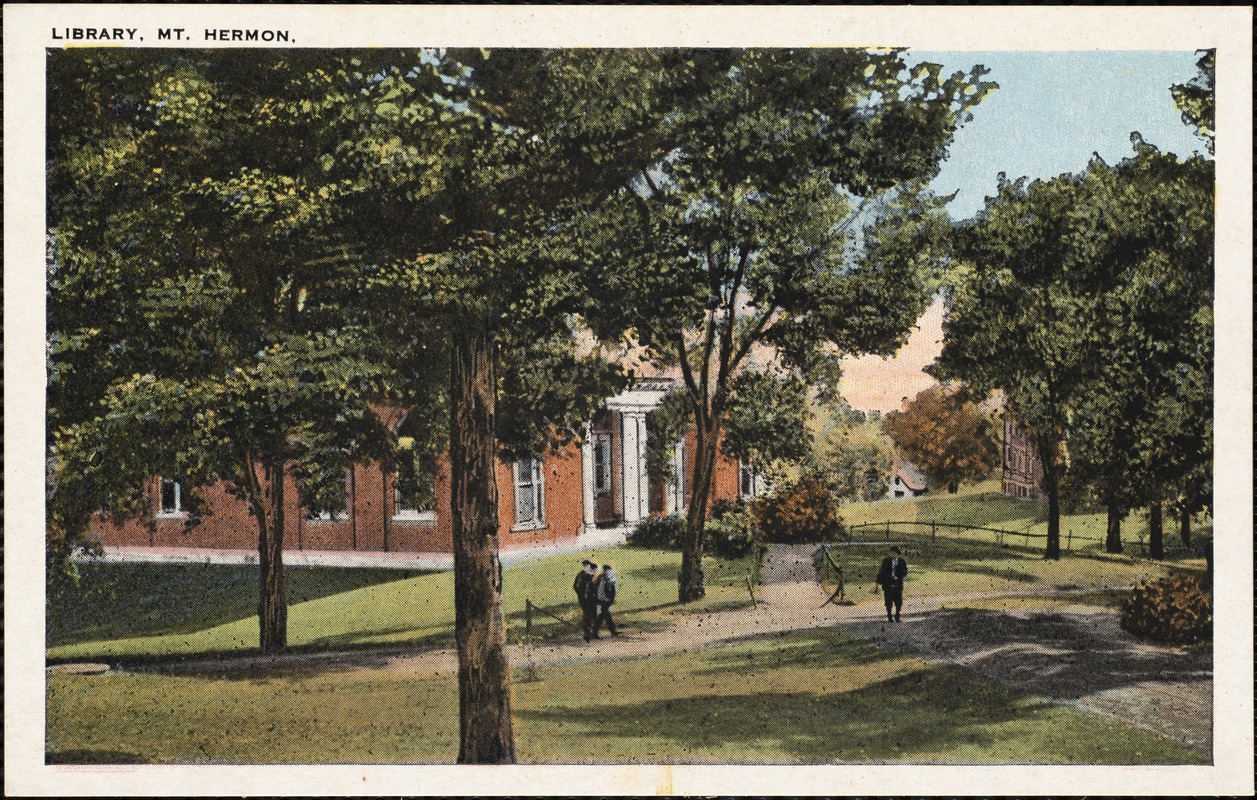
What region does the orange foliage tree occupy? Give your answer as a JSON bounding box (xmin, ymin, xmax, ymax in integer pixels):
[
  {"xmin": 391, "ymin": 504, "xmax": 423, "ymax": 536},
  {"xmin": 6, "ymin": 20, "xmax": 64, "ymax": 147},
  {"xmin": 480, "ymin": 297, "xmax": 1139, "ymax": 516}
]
[{"xmin": 882, "ymin": 385, "xmax": 999, "ymax": 494}]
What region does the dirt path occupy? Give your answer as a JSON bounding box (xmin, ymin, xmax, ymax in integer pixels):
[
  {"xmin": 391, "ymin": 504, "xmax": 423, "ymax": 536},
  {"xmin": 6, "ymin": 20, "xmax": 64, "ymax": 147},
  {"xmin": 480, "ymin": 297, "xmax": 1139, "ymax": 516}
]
[{"xmin": 137, "ymin": 544, "xmax": 1212, "ymax": 757}]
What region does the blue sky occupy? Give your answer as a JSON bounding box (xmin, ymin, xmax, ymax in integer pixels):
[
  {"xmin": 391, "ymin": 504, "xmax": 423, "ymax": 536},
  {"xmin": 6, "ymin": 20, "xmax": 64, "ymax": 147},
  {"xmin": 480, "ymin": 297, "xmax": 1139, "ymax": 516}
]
[{"xmin": 915, "ymin": 51, "xmax": 1210, "ymax": 219}]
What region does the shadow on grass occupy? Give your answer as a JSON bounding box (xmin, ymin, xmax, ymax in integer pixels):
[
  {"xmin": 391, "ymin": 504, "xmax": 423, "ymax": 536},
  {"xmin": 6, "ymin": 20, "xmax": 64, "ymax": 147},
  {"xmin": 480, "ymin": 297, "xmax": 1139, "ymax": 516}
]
[
  {"xmin": 520, "ymin": 666, "xmax": 1068, "ymax": 764},
  {"xmin": 845, "ymin": 608, "xmax": 1213, "ymax": 701},
  {"xmin": 95, "ymin": 630, "xmax": 457, "ymax": 681},
  {"xmin": 694, "ymin": 630, "xmax": 898, "ymax": 675},
  {"xmin": 48, "ymin": 562, "xmax": 427, "ymax": 647},
  {"xmin": 940, "ymin": 563, "xmax": 1041, "ymax": 584}
]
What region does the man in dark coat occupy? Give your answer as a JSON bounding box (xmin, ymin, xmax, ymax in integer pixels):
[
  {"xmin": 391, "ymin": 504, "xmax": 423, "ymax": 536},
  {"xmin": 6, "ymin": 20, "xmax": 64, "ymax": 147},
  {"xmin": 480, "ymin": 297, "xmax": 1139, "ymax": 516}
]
[
  {"xmin": 591, "ymin": 563, "xmax": 619, "ymax": 638},
  {"xmin": 573, "ymin": 559, "xmax": 598, "ymax": 642},
  {"xmin": 875, "ymin": 546, "xmax": 908, "ymax": 622}
]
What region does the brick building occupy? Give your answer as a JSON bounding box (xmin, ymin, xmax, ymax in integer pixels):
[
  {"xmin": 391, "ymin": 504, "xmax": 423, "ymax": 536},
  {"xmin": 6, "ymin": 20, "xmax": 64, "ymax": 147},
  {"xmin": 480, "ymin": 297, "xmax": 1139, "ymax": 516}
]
[
  {"xmin": 1002, "ymin": 416, "xmax": 1044, "ymax": 500},
  {"xmin": 90, "ymin": 378, "xmax": 748, "ymax": 554}
]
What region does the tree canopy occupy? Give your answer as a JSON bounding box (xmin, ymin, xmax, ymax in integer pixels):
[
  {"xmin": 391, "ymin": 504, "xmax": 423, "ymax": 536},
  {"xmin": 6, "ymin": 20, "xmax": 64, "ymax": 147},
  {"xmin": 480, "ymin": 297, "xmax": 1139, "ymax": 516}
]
[
  {"xmin": 935, "ymin": 141, "xmax": 1212, "ymax": 558},
  {"xmin": 580, "ymin": 48, "xmax": 995, "ymax": 600}
]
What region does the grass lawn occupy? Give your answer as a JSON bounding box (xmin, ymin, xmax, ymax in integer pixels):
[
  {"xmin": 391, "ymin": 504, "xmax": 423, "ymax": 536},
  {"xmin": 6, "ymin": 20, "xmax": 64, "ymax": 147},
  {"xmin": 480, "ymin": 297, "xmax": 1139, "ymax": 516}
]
[
  {"xmin": 839, "ymin": 480, "xmax": 1212, "ymax": 555},
  {"xmin": 46, "ymin": 502, "xmax": 1211, "ymax": 766},
  {"xmin": 818, "ymin": 532, "xmax": 1205, "ymax": 602},
  {"xmin": 47, "ymin": 547, "xmax": 758, "ymax": 662},
  {"xmin": 46, "ymin": 627, "xmax": 1205, "ymax": 765}
]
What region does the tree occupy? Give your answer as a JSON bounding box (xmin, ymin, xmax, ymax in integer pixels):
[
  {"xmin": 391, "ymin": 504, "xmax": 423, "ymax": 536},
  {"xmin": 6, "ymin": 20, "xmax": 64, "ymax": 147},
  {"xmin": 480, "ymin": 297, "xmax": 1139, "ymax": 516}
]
[
  {"xmin": 721, "ymin": 370, "xmax": 813, "ymax": 482},
  {"xmin": 813, "ymin": 402, "xmax": 893, "ymax": 502},
  {"xmin": 934, "ymin": 165, "xmax": 1126, "ymax": 559},
  {"xmin": 882, "ymin": 384, "xmax": 999, "ymax": 493},
  {"xmin": 937, "ymin": 138, "xmax": 1212, "ymax": 560},
  {"xmin": 583, "ymin": 49, "xmax": 995, "ymax": 600},
  {"xmin": 1171, "ymin": 50, "xmax": 1215, "ymax": 155},
  {"xmin": 47, "ymin": 50, "xmax": 435, "ymax": 653},
  {"xmin": 331, "ymin": 48, "xmax": 676, "ymax": 763},
  {"xmin": 48, "ymin": 49, "xmax": 646, "ymax": 763},
  {"xmin": 1062, "ymin": 146, "xmax": 1212, "ymax": 555}
]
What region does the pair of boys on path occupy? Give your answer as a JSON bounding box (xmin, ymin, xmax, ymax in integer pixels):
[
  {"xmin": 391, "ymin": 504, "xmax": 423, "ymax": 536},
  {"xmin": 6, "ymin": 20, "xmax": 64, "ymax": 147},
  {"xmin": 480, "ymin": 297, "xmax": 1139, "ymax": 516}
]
[{"xmin": 573, "ymin": 560, "xmax": 618, "ymax": 642}]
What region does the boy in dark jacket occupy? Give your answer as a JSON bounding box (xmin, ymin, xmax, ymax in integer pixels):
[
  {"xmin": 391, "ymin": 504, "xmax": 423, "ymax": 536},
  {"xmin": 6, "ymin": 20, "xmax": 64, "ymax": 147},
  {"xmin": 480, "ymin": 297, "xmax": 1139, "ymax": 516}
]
[
  {"xmin": 875, "ymin": 546, "xmax": 908, "ymax": 622},
  {"xmin": 573, "ymin": 560, "xmax": 598, "ymax": 642}
]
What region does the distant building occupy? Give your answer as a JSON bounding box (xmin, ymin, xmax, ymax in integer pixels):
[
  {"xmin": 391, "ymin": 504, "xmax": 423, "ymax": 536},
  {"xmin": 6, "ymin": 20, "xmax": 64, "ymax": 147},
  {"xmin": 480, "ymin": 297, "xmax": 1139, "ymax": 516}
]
[
  {"xmin": 885, "ymin": 458, "xmax": 928, "ymax": 499},
  {"xmin": 89, "ymin": 378, "xmax": 749, "ymax": 555},
  {"xmin": 1002, "ymin": 417, "xmax": 1044, "ymax": 500}
]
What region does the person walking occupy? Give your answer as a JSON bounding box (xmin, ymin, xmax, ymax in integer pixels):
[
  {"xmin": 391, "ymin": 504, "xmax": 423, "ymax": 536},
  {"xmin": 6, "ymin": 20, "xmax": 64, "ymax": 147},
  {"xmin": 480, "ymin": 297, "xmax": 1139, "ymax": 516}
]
[
  {"xmin": 573, "ymin": 559, "xmax": 598, "ymax": 642},
  {"xmin": 592, "ymin": 563, "xmax": 619, "ymax": 638},
  {"xmin": 875, "ymin": 546, "xmax": 908, "ymax": 622}
]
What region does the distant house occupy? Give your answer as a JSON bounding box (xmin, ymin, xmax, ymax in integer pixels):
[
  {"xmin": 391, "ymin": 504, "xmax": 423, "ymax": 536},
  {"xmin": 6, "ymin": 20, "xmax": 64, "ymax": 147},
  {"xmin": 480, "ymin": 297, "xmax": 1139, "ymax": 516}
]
[
  {"xmin": 885, "ymin": 459, "xmax": 928, "ymax": 499},
  {"xmin": 89, "ymin": 378, "xmax": 749, "ymax": 555},
  {"xmin": 1002, "ymin": 417, "xmax": 1044, "ymax": 500}
]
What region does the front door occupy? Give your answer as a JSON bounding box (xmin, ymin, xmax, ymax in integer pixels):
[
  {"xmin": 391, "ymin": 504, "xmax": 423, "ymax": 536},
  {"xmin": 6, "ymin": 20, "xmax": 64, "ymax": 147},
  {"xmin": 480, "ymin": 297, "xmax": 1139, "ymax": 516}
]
[{"xmin": 591, "ymin": 430, "xmax": 619, "ymax": 525}]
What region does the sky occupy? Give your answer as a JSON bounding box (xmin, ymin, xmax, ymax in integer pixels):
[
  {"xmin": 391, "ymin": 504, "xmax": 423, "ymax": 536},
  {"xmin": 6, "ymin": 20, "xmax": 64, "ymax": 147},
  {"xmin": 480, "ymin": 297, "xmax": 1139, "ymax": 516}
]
[{"xmin": 840, "ymin": 50, "xmax": 1210, "ymax": 413}]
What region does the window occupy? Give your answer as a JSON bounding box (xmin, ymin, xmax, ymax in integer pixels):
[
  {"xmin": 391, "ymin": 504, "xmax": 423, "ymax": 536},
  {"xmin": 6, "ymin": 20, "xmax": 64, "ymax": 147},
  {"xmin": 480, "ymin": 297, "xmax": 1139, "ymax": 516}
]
[
  {"xmin": 513, "ymin": 455, "xmax": 545, "ymax": 530},
  {"xmin": 394, "ymin": 479, "xmax": 436, "ymax": 521},
  {"xmin": 739, "ymin": 464, "xmax": 758, "ymax": 500},
  {"xmin": 592, "ymin": 433, "xmax": 612, "ymax": 494},
  {"xmin": 158, "ymin": 477, "xmax": 183, "ymax": 516},
  {"xmin": 394, "ymin": 439, "xmax": 437, "ymax": 522},
  {"xmin": 306, "ymin": 474, "xmax": 349, "ymax": 522},
  {"xmin": 307, "ymin": 506, "xmax": 348, "ymax": 522}
]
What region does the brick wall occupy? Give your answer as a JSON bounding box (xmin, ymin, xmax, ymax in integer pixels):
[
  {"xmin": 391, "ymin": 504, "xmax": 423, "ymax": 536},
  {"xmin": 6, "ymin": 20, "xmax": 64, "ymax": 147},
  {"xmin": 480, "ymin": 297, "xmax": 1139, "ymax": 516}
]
[{"xmin": 89, "ymin": 444, "xmax": 585, "ymax": 554}]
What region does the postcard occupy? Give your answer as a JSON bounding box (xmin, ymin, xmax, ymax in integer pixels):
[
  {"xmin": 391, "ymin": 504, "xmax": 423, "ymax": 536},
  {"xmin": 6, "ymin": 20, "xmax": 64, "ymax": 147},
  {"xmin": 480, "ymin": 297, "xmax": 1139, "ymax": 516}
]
[{"xmin": 5, "ymin": 4, "xmax": 1252, "ymax": 796}]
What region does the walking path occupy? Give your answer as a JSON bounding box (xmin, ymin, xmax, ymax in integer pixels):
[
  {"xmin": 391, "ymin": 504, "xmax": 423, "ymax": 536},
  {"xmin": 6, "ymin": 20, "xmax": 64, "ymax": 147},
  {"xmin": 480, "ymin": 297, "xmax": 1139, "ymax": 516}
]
[{"xmin": 122, "ymin": 544, "xmax": 1212, "ymax": 758}]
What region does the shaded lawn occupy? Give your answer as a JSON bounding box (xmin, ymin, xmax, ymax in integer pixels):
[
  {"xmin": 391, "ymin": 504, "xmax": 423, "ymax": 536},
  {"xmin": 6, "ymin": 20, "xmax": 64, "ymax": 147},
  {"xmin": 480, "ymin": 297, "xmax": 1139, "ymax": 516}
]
[
  {"xmin": 47, "ymin": 629, "xmax": 1204, "ymax": 765},
  {"xmin": 47, "ymin": 562, "xmax": 427, "ymax": 647},
  {"xmin": 47, "ymin": 548, "xmax": 758, "ymax": 662}
]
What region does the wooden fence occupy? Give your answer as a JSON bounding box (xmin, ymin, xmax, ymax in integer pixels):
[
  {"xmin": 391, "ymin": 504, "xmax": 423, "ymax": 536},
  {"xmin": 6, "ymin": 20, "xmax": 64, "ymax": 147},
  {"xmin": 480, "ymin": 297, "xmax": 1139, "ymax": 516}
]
[{"xmin": 841, "ymin": 520, "xmax": 1190, "ymax": 556}]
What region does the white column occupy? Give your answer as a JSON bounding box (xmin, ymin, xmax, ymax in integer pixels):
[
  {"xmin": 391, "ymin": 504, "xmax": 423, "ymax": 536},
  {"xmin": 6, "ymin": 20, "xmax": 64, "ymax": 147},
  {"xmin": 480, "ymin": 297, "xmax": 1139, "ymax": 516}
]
[
  {"xmin": 620, "ymin": 410, "xmax": 647, "ymax": 524},
  {"xmin": 580, "ymin": 423, "xmax": 596, "ymax": 532},
  {"xmin": 669, "ymin": 439, "xmax": 686, "ymax": 515},
  {"xmin": 636, "ymin": 413, "xmax": 650, "ymax": 519}
]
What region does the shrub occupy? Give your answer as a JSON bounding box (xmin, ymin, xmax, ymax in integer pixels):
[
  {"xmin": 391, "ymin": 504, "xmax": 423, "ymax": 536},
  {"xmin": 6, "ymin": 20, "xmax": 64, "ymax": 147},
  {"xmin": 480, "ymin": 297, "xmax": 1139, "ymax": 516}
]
[
  {"xmin": 751, "ymin": 473, "xmax": 845, "ymax": 544},
  {"xmin": 626, "ymin": 514, "xmax": 686, "ymax": 551},
  {"xmin": 704, "ymin": 511, "xmax": 762, "ymax": 560},
  {"xmin": 1119, "ymin": 575, "xmax": 1212, "ymax": 645},
  {"xmin": 709, "ymin": 498, "xmax": 741, "ymax": 522}
]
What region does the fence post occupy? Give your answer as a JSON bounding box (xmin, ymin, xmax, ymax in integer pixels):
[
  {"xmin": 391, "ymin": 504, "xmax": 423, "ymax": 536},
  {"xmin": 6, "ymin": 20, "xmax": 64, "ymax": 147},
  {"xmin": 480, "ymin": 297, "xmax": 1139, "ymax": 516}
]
[
  {"xmin": 1067, "ymin": 529, "xmax": 1073, "ymax": 553},
  {"xmin": 525, "ymin": 599, "xmax": 533, "ymax": 636},
  {"xmin": 884, "ymin": 521, "xmax": 890, "ymax": 541},
  {"xmin": 931, "ymin": 522, "xmax": 936, "ymax": 542}
]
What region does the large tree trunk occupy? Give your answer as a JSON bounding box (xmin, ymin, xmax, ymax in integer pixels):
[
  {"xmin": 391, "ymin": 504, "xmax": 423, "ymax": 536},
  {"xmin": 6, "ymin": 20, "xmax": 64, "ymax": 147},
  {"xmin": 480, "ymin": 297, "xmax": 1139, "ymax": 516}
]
[
  {"xmin": 258, "ymin": 460, "xmax": 287, "ymax": 654},
  {"xmin": 1178, "ymin": 505, "xmax": 1192, "ymax": 548},
  {"xmin": 1104, "ymin": 497, "xmax": 1124, "ymax": 554},
  {"xmin": 678, "ymin": 417, "xmax": 720, "ymax": 603},
  {"xmin": 1148, "ymin": 498, "xmax": 1164, "ymax": 559},
  {"xmin": 1038, "ymin": 437, "xmax": 1061, "ymax": 560},
  {"xmin": 449, "ymin": 326, "xmax": 515, "ymax": 764}
]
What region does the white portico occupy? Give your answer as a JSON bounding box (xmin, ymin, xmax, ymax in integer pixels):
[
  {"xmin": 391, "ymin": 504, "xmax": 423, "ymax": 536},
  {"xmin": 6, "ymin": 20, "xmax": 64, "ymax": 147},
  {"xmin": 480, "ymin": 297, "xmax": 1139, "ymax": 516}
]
[{"xmin": 580, "ymin": 378, "xmax": 679, "ymax": 538}]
